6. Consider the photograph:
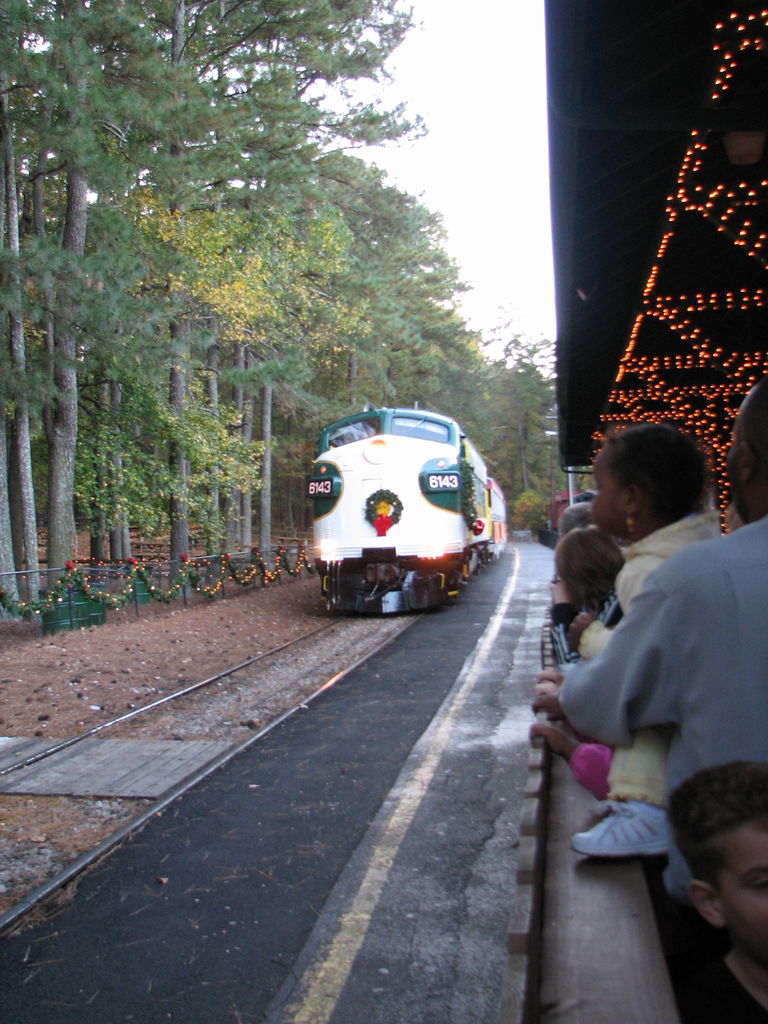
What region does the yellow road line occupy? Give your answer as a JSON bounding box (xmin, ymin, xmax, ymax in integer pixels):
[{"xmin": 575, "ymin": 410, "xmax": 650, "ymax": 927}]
[{"xmin": 282, "ymin": 548, "xmax": 522, "ymax": 1023}]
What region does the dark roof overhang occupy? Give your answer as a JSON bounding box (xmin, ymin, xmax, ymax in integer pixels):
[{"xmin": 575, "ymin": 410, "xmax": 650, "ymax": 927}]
[{"xmin": 546, "ymin": 1, "xmax": 768, "ymax": 469}]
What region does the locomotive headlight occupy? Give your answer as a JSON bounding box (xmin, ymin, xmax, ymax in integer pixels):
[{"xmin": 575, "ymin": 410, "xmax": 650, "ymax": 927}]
[
  {"xmin": 319, "ymin": 538, "xmax": 338, "ymax": 562},
  {"xmin": 424, "ymin": 541, "xmax": 446, "ymax": 559},
  {"xmin": 363, "ymin": 438, "xmax": 388, "ymax": 464}
]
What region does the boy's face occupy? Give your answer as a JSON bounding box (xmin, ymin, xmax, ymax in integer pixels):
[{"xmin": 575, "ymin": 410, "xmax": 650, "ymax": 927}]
[{"xmin": 689, "ymin": 822, "xmax": 768, "ymax": 969}]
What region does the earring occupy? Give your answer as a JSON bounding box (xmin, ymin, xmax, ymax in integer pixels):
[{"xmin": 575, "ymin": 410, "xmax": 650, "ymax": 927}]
[{"xmin": 625, "ymin": 514, "xmax": 635, "ymax": 536}]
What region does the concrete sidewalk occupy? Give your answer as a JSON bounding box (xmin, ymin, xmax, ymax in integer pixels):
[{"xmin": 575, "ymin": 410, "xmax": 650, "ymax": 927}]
[{"xmin": 265, "ymin": 542, "xmax": 552, "ymax": 1024}]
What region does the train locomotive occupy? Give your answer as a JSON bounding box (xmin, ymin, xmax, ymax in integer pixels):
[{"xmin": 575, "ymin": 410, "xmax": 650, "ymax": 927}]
[{"xmin": 307, "ymin": 407, "xmax": 507, "ymax": 613}]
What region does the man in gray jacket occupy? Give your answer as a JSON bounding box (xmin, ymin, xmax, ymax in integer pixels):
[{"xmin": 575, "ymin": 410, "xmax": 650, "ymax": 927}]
[{"xmin": 559, "ymin": 376, "xmax": 768, "ymax": 903}]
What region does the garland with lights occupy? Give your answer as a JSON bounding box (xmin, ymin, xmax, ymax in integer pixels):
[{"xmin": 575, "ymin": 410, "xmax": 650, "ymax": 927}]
[
  {"xmin": 0, "ymin": 545, "xmax": 315, "ymax": 622},
  {"xmin": 460, "ymin": 456, "xmax": 478, "ymax": 530}
]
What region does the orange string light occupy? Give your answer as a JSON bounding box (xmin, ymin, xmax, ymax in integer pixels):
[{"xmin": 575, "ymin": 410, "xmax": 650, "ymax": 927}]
[{"xmin": 597, "ymin": 9, "xmax": 768, "ymax": 507}]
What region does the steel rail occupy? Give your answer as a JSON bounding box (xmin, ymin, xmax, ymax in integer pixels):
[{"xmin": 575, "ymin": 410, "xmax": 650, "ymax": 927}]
[
  {"xmin": 0, "ymin": 614, "xmax": 418, "ymax": 938},
  {"xmin": 0, "ymin": 621, "xmax": 340, "ymax": 779}
]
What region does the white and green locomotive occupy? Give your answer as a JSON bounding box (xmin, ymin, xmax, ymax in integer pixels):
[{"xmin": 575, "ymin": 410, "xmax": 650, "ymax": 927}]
[{"xmin": 307, "ymin": 407, "xmax": 506, "ymax": 613}]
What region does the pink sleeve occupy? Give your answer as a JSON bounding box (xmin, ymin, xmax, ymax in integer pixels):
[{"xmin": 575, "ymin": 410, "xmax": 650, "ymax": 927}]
[{"xmin": 569, "ymin": 743, "xmax": 613, "ymax": 801}]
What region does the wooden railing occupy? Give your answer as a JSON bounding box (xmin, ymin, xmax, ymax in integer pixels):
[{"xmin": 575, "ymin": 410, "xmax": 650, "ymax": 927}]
[{"xmin": 499, "ymin": 624, "xmax": 681, "ymax": 1023}]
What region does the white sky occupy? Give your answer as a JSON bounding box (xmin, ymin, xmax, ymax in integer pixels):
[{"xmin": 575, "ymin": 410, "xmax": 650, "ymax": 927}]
[{"xmin": 362, "ymin": 0, "xmax": 556, "ymax": 348}]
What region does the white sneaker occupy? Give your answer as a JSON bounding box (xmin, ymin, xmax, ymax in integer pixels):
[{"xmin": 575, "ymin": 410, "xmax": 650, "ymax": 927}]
[{"xmin": 570, "ymin": 800, "xmax": 668, "ymax": 857}]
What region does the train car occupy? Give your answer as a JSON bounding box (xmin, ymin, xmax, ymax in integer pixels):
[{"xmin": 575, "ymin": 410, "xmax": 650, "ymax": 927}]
[
  {"xmin": 487, "ymin": 476, "xmax": 508, "ymax": 557},
  {"xmin": 306, "ymin": 407, "xmax": 506, "ymax": 613}
]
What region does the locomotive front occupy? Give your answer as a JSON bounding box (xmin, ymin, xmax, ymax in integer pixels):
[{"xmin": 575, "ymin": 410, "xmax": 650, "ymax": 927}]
[{"xmin": 307, "ymin": 408, "xmax": 490, "ymax": 613}]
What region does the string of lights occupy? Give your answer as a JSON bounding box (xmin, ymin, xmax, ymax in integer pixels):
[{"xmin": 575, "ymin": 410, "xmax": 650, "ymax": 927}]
[
  {"xmin": 601, "ymin": 9, "xmax": 768, "ymax": 506},
  {"xmin": 0, "ymin": 546, "xmax": 315, "ymax": 622}
]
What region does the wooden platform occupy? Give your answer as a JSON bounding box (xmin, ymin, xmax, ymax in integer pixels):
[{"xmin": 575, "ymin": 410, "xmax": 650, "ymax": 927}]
[
  {"xmin": 537, "ymin": 758, "xmax": 680, "ymax": 1022},
  {"xmin": 499, "ymin": 619, "xmax": 681, "ymax": 1023},
  {"xmin": 0, "ymin": 736, "xmax": 233, "ymax": 798}
]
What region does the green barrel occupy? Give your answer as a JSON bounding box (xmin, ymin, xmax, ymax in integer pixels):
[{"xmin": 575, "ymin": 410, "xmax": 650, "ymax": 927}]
[
  {"xmin": 131, "ymin": 578, "xmax": 151, "ymax": 604},
  {"xmin": 42, "ymin": 589, "xmax": 106, "ymax": 635}
]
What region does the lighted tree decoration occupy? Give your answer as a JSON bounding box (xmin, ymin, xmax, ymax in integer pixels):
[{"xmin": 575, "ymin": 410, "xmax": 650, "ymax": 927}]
[{"xmin": 599, "ymin": 11, "xmax": 768, "ymax": 511}]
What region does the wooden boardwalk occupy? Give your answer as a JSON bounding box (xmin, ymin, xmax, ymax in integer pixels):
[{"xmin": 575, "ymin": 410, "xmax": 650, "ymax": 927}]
[{"xmin": 0, "ymin": 736, "xmax": 232, "ymax": 798}]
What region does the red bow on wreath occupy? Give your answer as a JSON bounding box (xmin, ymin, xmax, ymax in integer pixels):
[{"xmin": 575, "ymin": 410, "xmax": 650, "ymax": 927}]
[{"xmin": 373, "ymin": 513, "xmax": 392, "ymax": 536}]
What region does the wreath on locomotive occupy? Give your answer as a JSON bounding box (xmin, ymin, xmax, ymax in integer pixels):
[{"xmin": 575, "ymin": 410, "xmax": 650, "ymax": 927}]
[{"xmin": 364, "ymin": 488, "xmax": 403, "ymax": 537}]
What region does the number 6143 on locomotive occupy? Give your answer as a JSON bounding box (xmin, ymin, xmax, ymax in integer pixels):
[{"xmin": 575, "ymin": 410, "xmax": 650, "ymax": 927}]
[{"xmin": 306, "ymin": 407, "xmax": 507, "ymax": 613}]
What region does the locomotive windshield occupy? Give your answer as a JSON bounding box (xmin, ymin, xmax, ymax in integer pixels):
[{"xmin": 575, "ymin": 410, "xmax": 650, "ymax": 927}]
[
  {"xmin": 390, "ymin": 416, "xmax": 451, "ymax": 444},
  {"xmin": 327, "ymin": 416, "xmax": 380, "ymax": 448},
  {"xmin": 319, "ymin": 408, "xmax": 458, "ymax": 453}
]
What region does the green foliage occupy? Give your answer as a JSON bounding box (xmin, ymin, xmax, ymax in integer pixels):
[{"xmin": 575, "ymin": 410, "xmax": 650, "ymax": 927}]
[
  {"xmin": 75, "ymin": 378, "xmax": 263, "ymax": 542},
  {"xmin": 466, "ymin": 334, "xmax": 557, "ymax": 506},
  {"xmin": 169, "ymin": 382, "xmax": 265, "ymax": 549},
  {"xmin": 459, "ymin": 456, "xmax": 479, "ymax": 529},
  {"xmin": 1, "ymin": 1, "xmax": 558, "ymax": 562},
  {"xmin": 510, "ymin": 491, "xmax": 548, "ymax": 531},
  {"xmin": 307, "ymin": 154, "xmax": 484, "ymax": 416}
]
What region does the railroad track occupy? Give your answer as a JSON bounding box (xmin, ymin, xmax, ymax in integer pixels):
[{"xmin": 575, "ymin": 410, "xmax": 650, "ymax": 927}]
[
  {"xmin": 0, "ymin": 621, "xmax": 340, "ymax": 778},
  {"xmin": 0, "ymin": 613, "xmax": 415, "ymax": 934}
]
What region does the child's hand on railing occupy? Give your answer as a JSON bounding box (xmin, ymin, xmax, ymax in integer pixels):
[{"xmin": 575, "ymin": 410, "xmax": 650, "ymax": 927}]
[{"xmin": 532, "ymin": 692, "xmax": 566, "ymax": 721}]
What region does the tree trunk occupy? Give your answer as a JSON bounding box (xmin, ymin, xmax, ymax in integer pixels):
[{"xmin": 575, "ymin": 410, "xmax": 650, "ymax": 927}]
[
  {"xmin": 33, "ymin": 96, "xmax": 57, "ymax": 478},
  {"xmin": 206, "ymin": 342, "xmax": 228, "ymax": 553},
  {"xmin": 2, "ymin": 76, "xmax": 39, "ymax": 599},
  {"xmin": 108, "ymin": 523, "xmax": 123, "ymax": 562},
  {"xmin": 240, "ymin": 348, "xmax": 255, "ymax": 549},
  {"xmin": 518, "ymin": 425, "xmax": 531, "ymax": 492},
  {"xmin": 89, "ymin": 383, "xmax": 109, "ymax": 562},
  {"xmin": 224, "ymin": 342, "xmax": 243, "ymax": 551},
  {"xmin": 46, "ymin": 165, "xmax": 86, "ymax": 570},
  {"xmin": 108, "ymin": 382, "xmax": 130, "ymax": 561},
  {"xmin": 0, "ymin": 138, "xmax": 10, "ymax": 597},
  {"xmin": 168, "ymin": 0, "xmax": 190, "ymax": 563},
  {"xmin": 511, "ymin": 374, "xmax": 531, "ymax": 493},
  {"xmin": 0, "ymin": 408, "xmax": 18, "ymax": 601},
  {"xmin": 259, "ymin": 382, "xmax": 272, "ymax": 552},
  {"xmin": 169, "ymin": 354, "xmax": 190, "ymax": 560}
]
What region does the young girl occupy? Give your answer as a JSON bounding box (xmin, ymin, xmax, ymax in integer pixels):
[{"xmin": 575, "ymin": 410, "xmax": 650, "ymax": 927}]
[
  {"xmin": 533, "ymin": 526, "xmax": 623, "ymax": 799},
  {"xmin": 533, "ymin": 423, "xmax": 721, "ymax": 849},
  {"xmin": 548, "ymin": 526, "xmax": 624, "ymax": 668}
]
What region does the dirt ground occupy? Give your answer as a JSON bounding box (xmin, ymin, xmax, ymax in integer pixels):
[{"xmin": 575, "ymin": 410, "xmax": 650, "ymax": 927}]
[
  {"xmin": 0, "ymin": 571, "xmax": 336, "ymax": 920},
  {"xmin": 0, "ymin": 571, "xmax": 328, "ymax": 740}
]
